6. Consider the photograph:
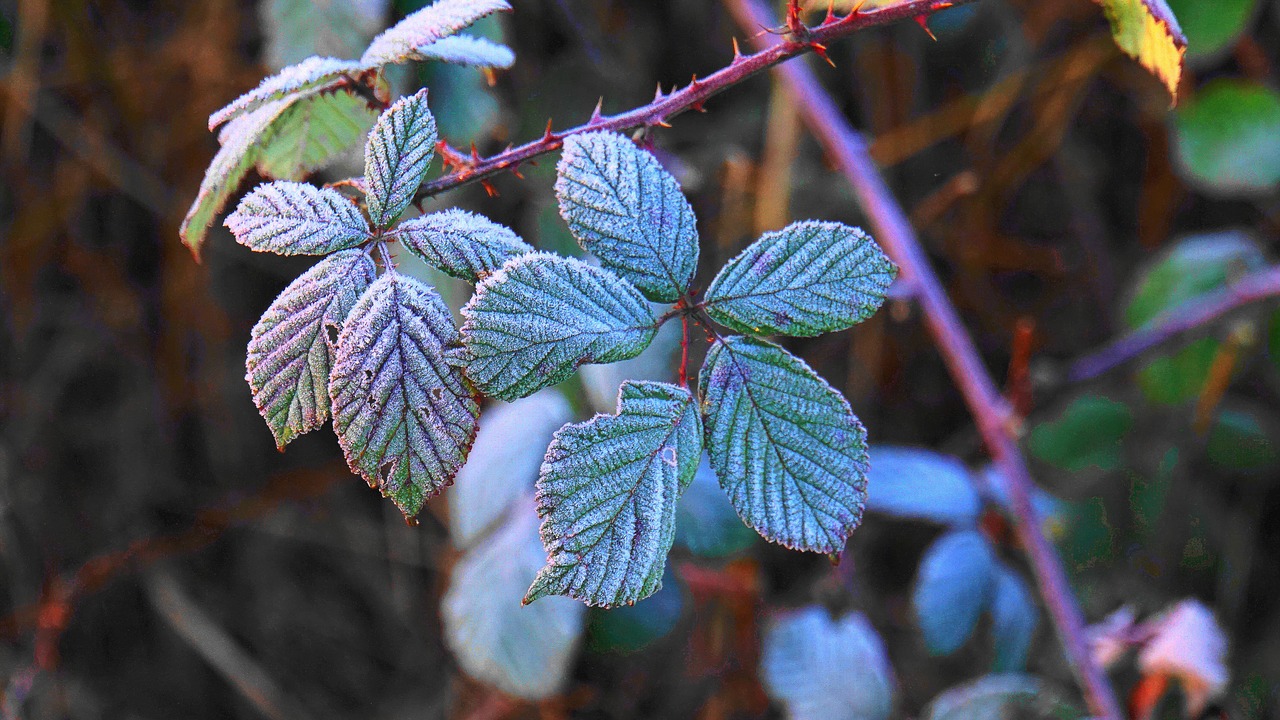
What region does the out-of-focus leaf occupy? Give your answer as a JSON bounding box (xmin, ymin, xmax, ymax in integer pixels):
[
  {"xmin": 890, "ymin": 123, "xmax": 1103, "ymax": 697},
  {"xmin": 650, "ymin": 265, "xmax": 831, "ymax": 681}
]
[
  {"xmin": 989, "ymin": 564, "xmax": 1038, "ymax": 672},
  {"xmin": 759, "ymin": 606, "xmax": 895, "ymax": 720},
  {"xmin": 362, "ymin": 0, "xmax": 511, "ymax": 67},
  {"xmin": 586, "ymin": 569, "xmax": 684, "ymax": 654},
  {"xmin": 442, "ymin": 502, "xmax": 586, "ymax": 700},
  {"xmin": 1028, "ymin": 395, "xmax": 1132, "ymax": 471},
  {"xmin": 704, "ymin": 221, "xmax": 896, "ymax": 337},
  {"xmin": 262, "ymin": 0, "xmax": 388, "ymax": 70},
  {"xmin": 675, "ymin": 455, "xmax": 757, "ymax": 558},
  {"xmin": 365, "ymin": 88, "xmax": 437, "ymax": 228},
  {"xmin": 1206, "ymin": 408, "xmax": 1277, "ymax": 471},
  {"xmin": 329, "ymin": 273, "xmax": 480, "ymax": 516},
  {"xmin": 1138, "ymin": 337, "xmax": 1219, "ymax": 406},
  {"xmin": 579, "ymin": 300, "xmax": 680, "ymax": 414},
  {"xmin": 392, "ymin": 208, "xmax": 532, "ymax": 282},
  {"xmin": 1166, "ymin": 0, "xmax": 1257, "ymax": 60},
  {"xmin": 913, "ymin": 529, "xmax": 995, "ymax": 655},
  {"xmin": 256, "ymin": 90, "xmax": 379, "ymax": 181},
  {"xmin": 246, "ymin": 250, "xmax": 375, "ymax": 448},
  {"xmin": 457, "ymin": 253, "xmax": 658, "ymax": 401},
  {"xmin": 865, "ymin": 446, "xmax": 982, "ymax": 526},
  {"xmin": 225, "ymin": 181, "xmax": 370, "ymax": 255},
  {"xmin": 978, "ymin": 464, "xmax": 1066, "ymax": 534},
  {"xmin": 1062, "ymin": 497, "xmax": 1114, "ymax": 570},
  {"xmin": 923, "ymin": 674, "xmax": 1081, "ymax": 720},
  {"xmin": 1093, "ymin": 0, "xmax": 1186, "ymax": 101},
  {"xmin": 411, "ymin": 34, "xmax": 513, "ymax": 67},
  {"xmin": 556, "ymin": 131, "xmax": 699, "ymax": 302},
  {"xmin": 1173, "ymin": 80, "xmax": 1280, "ymax": 195},
  {"xmin": 448, "ymin": 389, "xmax": 572, "ymax": 548},
  {"xmin": 1137, "ymin": 600, "xmax": 1229, "ymax": 717},
  {"xmin": 700, "ymin": 336, "xmax": 869, "ymax": 554},
  {"xmin": 527, "ymin": 382, "xmax": 701, "ymax": 608},
  {"xmin": 208, "ymin": 56, "xmax": 363, "ymax": 130}
]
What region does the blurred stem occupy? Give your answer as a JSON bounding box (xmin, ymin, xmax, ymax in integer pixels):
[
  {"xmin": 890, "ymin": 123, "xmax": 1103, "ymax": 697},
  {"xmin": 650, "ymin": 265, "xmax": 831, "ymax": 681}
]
[{"xmin": 722, "ymin": 1, "xmax": 1124, "ymax": 718}]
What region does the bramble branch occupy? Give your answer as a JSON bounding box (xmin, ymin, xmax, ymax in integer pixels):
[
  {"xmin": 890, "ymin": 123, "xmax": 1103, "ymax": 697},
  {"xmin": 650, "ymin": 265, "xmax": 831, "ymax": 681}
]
[{"xmin": 722, "ymin": 1, "xmax": 1124, "ymax": 718}]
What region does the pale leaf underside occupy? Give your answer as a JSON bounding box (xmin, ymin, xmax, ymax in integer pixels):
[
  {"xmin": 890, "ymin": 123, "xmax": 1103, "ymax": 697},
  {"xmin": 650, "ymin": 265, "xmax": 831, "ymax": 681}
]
[
  {"xmin": 226, "ymin": 180, "xmax": 371, "ymax": 255},
  {"xmin": 393, "ymin": 208, "xmax": 533, "ymax": 282},
  {"xmin": 526, "ymin": 381, "xmax": 702, "ymax": 608},
  {"xmin": 329, "ymin": 273, "xmax": 480, "ymax": 517},
  {"xmin": 406, "ymin": 34, "xmax": 515, "ymax": 68},
  {"xmin": 365, "ymin": 88, "xmax": 437, "ymax": 228},
  {"xmin": 256, "ymin": 90, "xmax": 378, "ymax": 181},
  {"xmin": 361, "ymin": 0, "xmax": 512, "ymax": 67},
  {"xmin": 207, "ymin": 56, "xmax": 361, "ymax": 131},
  {"xmin": 699, "ymin": 336, "xmax": 869, "ymax": 553}
]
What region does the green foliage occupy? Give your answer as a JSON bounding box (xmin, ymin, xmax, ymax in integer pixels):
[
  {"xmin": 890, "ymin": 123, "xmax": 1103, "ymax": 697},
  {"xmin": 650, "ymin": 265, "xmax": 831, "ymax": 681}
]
[
  {"xmin": 1207, "ymin": 409, "xmax": 1277, "ymax": 471},
  {"xmin": 1028, "ymin": 395, "xmax": 1133, "ymax": 471},
  {"xmin": 1166, "ymin": 0, "xmax": 1256, "ymax": 59},
  {"xmin": 1173, "ymin": 80, "xmax": 1280, "ymax": 195},
  {"xmin": 865, "ymin": 446, "xmax": 983, "ymax": 525}
]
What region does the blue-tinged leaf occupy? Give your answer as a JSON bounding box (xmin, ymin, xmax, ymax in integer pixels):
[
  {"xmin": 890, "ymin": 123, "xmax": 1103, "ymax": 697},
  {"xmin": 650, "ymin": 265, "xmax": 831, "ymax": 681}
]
[
  {"xmin": 555, "ymin": 131, "xmax": 699, "ymax": 302},
  {"xmin": 256, "ymin": 90, "xmax": 379, "ymax": 181},
  {"xmin": 361, "ymin": 0, "xmax": 512, "ymax": 67},
  {"xmin": 675, "ymin": 455, "xmax": 758, "ymax": 558},
  {"xmin": 448, "ymin": 390, "xmax": 573, "ymax": 548},
  {"xmin": 226, "ymin": 181, "xmax": 371, "ymax": 255},
  {"xmin": 704, "ymin": 221, "xmax": 896, "ymax": 337},
  {"xmin": 246, "ymin": 250, "xmax": 375, "ymax": 449},
  {"xmin": 990, "ymin": 564, "xmax": 1038, "ymax": 672},
  {"xmin": 457, "ymin": 253, "xmax": 658, "ymax": 401},
  {"xmin": 699, "ymin": 336, "xmax": 869, "ymax": 553},
  {"xmin": 392, "ymin": 208, "xmax": 533, "ymax": 282},
  {"xmin": 913, "ymin": 529, "xmax": 996, "ymax": 655},
  {"xmin": 923, "ymin": 674, "xmax": 1079, "ymax": 720},
  {"xmin": 760, "ymin": 607, "xmax": 895, "ymax": 720},
  {"xmin": 586, "ymin": 568, "xmax": 685, "ymax": 654},
  {"xmin": 442, "ymin": 501, "xmax": 586, "ymax": 700},
  {"xmin": 979, "ymin": 464, "xmax": 1066, "ymax": 533},
  {"xmin": 408, "ymin": 34, "xmax": 514, "ymax": 67},
  {"xmin": 329, "ymin": 272, "xmax": 480, "ymax": 516},
  {"xmin": 526, "ymin": 381, "xmax": 702, "ymax": 608},
  {"xmin": 208, "ymin": 56, "xmax": 362, "ymax": 131},
  {"xmin": 865, "ymin": 446, "xmax": 982, "ymax": 526},
  {"xmin": 579, "ymin": 300, "xmax": 680, "ymax": 413},
  {"xmin": 365, "ymin": 88, "xmax": 437, "ymax": 228}
]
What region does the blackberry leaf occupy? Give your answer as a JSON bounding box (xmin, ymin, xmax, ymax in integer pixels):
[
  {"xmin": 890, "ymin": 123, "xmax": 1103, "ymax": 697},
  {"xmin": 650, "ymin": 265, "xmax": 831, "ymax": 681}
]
[
  {"xmin": 913, "ymin": 529, "xmax": 996, "ymax": 655},
  {"xmin": 392, "ymin": 208, "xmax": 533, "ymax": 282},
  {"xmin": 365, "ymin": 88, "xmax": 437, "ymax": 228},
  {"xmin": 226, "ymin": 181, "xmax": 371, "ymax": 255},
  {"xmin": 207, "ymin": 56, "xmax": 362, "ymax": 131},
  {"xmin": 361, "ymin": 0, "xmax": 512, "ymax": 67},
  {"xmin": 408, "ymin": 34, "xmax": 514, "ymax": 68}
]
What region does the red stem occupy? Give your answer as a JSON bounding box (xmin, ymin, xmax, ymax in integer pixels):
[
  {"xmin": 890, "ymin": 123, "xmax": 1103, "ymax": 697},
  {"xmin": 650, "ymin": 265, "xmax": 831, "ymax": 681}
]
[
  {"xmin": 722, "ymin": 1, "xmax": 1123, "ymax": 718},
  {"xmin": 679, "ymin": 313, "xmax": 691, "ymax": 387}
]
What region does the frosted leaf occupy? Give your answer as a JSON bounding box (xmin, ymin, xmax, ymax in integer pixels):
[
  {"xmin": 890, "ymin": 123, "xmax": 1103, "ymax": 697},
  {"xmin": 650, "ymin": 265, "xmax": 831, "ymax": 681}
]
[
  {"xmin": 262, "ymin": 0, "xmax": 387, "ymax": 70},
  {"xmin": 526, "ymin": 381, "xmax": 701, "ymax": 608},
  {"xmin": 361, "ymin": 0, "xmax": 512, "ymax": 67},
  {"xmin": 442, "ymin": 502, "xmax": 585, "ymax": 700},
  {"xmin": 401, "ymin": 34, "xmax": 514, "ymax": 68},
  {"xmin": 990, "ymin": 563, "xmax": 1038, "ymax": 672},
  {"xmin": 760, "ymin": 607, "xmax": 895, "ymax": 720},
  {"xmin": 329, "ymin": 273, "xmax": 480, "ymax": 517},
  {"xmin": 865, "ymin": 446, "xmax": 982, "ymax": 526},
  {"xmin": 392, "ymin": 208, "xmax": 533, "ymax": 282},
  {"xmin": 225, "ymin": 181, "xmax": 370, "ymax": 255},
  {"xmin": 457, "ymin": 253, "xmax": 658, "ymax": 401},
  {"xmin": 704, "ymin": 221, "xmax": 896, "ymax": 337},
  {"xmin": 699, "ymin": 336, "xmax": 869, "ymax": 553},
  {"xmin": 448, "ymin": 390, "xmax": 572, "ymax": 548},
  {"xmin": 923, "ymin": 675, "xmax": 1077, "ymax": 720},
  {"xmin": 579, "ymin": 300, "xmax": 679, "ymax": 413},
  {"xmin": 365, "ymin": 88, "xmax": 437, "ymax": 228},
  {"xmin": 913, "ymin": 529, "xmax": 996, "ymax": 655},
  {"xmin": 674, "ymin": 454, "xmax": 757, "ymax": 558},
  {"xmin": 207, "ymin": 56, "xmax": 362, "ymax": 131},
  {"xmin": 256, "ymin": 90, "xmax": 378, "ymax": 181},
  {"xmin": 555, "ymin": 131, "xmax": 699, "ymax": 302},
  {"xmin": 246, "ymin": 250, "xmax": 375, "ymax": 448}
]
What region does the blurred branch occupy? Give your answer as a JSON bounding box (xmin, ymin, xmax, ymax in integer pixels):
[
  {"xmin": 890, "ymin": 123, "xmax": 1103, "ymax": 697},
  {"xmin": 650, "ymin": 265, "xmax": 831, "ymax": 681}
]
[
  {"xmin": 722, "ymin": 1, "xmax": 1124, "ymax": 719},
  {"xmin": 1068, "ymin": 266, "xmax": 1280, "ymax": 383}
]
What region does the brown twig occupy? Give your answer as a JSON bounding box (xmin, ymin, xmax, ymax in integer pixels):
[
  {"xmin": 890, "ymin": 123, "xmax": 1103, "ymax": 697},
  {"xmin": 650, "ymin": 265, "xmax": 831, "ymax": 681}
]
[{"xmin": 722, "ymin": 1, "xmax": 1124, "ymax": 718}]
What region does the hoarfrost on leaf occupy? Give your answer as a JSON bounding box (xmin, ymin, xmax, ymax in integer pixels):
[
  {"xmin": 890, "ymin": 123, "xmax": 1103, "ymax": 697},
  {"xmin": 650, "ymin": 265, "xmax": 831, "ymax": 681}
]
[
  {"xmin": 361, "ymin": 0, "xmax": 512, "ymax": 67},
  {"xmin": 207, "ymin": 56, "xmax": 362, "ymax": 131},
  {"xmin": 364, "ymin": 88, "xmax": 437, "ymax": 228},
  {"xmin": 392, "ymin": 208, "xmax": 533, "ymax": 282},
  {"xmin": 226, "ymin": 181, "xmax": 371, "ymax": 255},
  {"xmin": 398, "ymin": 34, "xmax": 514, "ymax": 68}
]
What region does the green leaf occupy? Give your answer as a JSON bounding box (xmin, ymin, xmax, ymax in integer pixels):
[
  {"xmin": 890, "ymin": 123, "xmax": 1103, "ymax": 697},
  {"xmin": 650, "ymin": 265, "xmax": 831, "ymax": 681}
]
[
  {"xmin": 392, "ymin": 208, "xmax": 533, "ymax": 282},
  {"xmin": 458, "ymin": 253, "xmax": 658, "ymax": 401},
  {"xmin": 526, "ymin": 381, "xmax": 702, "ymax": 608},
  {"xmin": 924, "ymin": 674, "xmax": 1081, "ymax": 720},
  {"xmin": 675, "ymin": 455, "xmax": 758, "ymax": 558},
  {"xmin": 1173, "ymin": 80, "xmax": 1280, "ymax": 196},
  {"xmin": 442, "ymin": 502, "xmax": 586, "ymax": 700},
  {"xmin": 329, "ymin": 273, "xmax": 480, "ymax": 517},
  {"xmin": 586, "ymin": 569, "xmax": 684, "ymax": 653},
  {"xmin": 448, "ymin": 390, "xmax": 573, "ymax": 548},
  {"xmin": 361, "ymin": 0, "xmax": 511, "ymax": 67},
  {"xmin": 207, "ymin": 56, "xmax": 363, "ymax": 131},
  {"xmin": 760, "ymin": 607, "xmax": 895, "ymax": 720},
  {"xmin": 1166, "ymin": 0, "xmax": 1257, "ymax": 60},
  {"xmin": 699, "ymin": 336, "xmax": 869, "ymax": 553},
  {"xmin": 1094, "ymin": 0, "xmax": 1186, "ymax": 100},
  {"xmin": 865, "ymin": 446, "xmax": 982, "ymax": 526},
  {"xmin": 246, "ymin": 250, "xmax": 376, "ymax": 448},
  {"xmin": 989, "ymin": 564, "xmax": 1038, "ymax": 672},
  {"xmin": 913, "ymin": 529, "xmax": 995, "ymax": 655},
  {"xmin": 225, "ymin": 181, "xmax": 371, "ymax": 255},
  {"xmin": 365, "ymin": 88, "xmax": 437, "ymax": 228},
  {"xmin": 256, "ymin": 90, "xmax": 379, "ymax": 181},
  {"xmin": 704, "ymin": 221, "xmax": 896, "ymax": 337},
  {"xmin": 411, "ymin": 34, "xmax": 514, "ymax": 67},
  {"xmin": 555, "ymin": 131, "xmax": 699, "ymax": 302},
  {"xmin": 261, "ymin": 0, "xmax": 388, "ymax": 70},
  {"xmin": 1028, "ymin": 395, "xmax": 1132, "ymax": 471},
  {"xmin": 1207, "ymin": 408, "xmax": 1276, "ymax": 471}
]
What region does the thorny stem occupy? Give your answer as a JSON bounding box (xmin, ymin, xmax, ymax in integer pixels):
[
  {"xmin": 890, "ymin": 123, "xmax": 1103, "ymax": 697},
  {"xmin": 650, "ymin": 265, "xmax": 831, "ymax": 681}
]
[
  {"xmin": 722, "ymin": 1, "xmax": 1124, "ymax": 718},
  {"xmin": 393, "ymin": 0, "xmax": 975, "ymax": 204}
]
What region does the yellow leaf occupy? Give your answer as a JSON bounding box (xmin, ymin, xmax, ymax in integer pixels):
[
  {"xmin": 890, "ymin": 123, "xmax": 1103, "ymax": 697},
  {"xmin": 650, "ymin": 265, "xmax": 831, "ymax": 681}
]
[{"xmin": 1096, "ymin": 0, "xmax": 1187, "ymax": 103}]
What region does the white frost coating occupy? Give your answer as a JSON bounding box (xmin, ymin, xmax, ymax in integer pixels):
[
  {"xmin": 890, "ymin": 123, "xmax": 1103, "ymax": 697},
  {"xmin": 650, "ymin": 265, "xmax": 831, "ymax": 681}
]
[
  {"xmin": 579, "ymin": 300, "xmax": 680, "ymax": 413},
  {"xmin": 392, "ymin": 208, "xmax": 533, "ymax": 282},
  {"xmin": 443, "ymin": 502, "xmax": 586, "ymax": 700},
  {"xmin": 364, "ymin": 88, "xmax": 437, "ymax": 228},
  {"xmin": 526, "ymin": 381, "xmax": 701, "ymax": 608},
  {"xmin": 361, "ymin": 0, "xmax": 512, "ymax": 67},
  {"xmin": 556, "ymin": 131, "xmax": 699, "ymax": 302},
  {"xmin": 448, "ymin": 389, "xmax": 572, "ymax": 548},
  {"xmin": 912, "ymin": 529, "xmax": 996, "ymax": 655},
  {"xmin": 760, "ymin": 606, "xmax": 895, "ymax": 720},
  {"xmin": 699, "ymin": 335, "xmax": 869, "ymax": 553},
  {"xmin": 704, "ymin": 221, "xmax": 897, "ymax": 337},
  {"xmin": 457, "ymin": 252, "xmax": 658, "ymax": 401},
  {"xmin": 402, "ymin": 34, "xmax": 514, "ymax": 68},
  {"xmin": 226, "ymin": 181, "xmax": 371, "ymax": 255},
  {"xmin": 208, "ymin": 56, "xmax": 362, "ymax": 130},
  {"xmin": 990, "ymin": 563, "xmax": 1038, "ymax": 672},
  {"xmin": 864, "ymin": 446, "xmax": 982, "ymax": 526}
]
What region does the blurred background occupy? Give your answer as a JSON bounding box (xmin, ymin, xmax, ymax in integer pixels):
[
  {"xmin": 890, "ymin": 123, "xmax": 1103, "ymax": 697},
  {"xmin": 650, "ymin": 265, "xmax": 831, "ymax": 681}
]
[{"xmin": 1, "ymin": 0, "xmax": 1279, "ymax": 717}]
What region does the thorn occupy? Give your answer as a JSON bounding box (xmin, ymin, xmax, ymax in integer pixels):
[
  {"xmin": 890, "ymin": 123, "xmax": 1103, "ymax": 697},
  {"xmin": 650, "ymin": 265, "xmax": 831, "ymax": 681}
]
[
  {"xmin": 914, "ymin": 14, "xmax": 937, "ymax": 41},
  {"xmin": 480, "ymin": 179, "xmax": 499, "ymax": 197},
  {"xmin": 654, "ymin": 83, "xmax": 665, "ymax": 102},
  {"xmin": 541, "ymin": 117, "xmax": 556, "ymax": 142},
  {"xmin": 469, "ymin": 142, "xmax": 481, "ymax": 163},
  {"xmin": 653, "ymin": 118, "xmax": 672, "ymax": 128},
  {"xmin": 589, "ymin": 97, "xmax": 604, "ymax": 124},
  {"xmin": 731, "ymin": 37, "xmax": 743, "ymax": 61},
  {"xmin": 824, "ymin": 0, "xmax": 837, "ymax": 24},
  {"xmin": 691, "ymin": 99, "xmax": 706, "ymax": 113},
  {"xmin": 810, "ymin": 41, "xmax": 835, "ymax": 67},
  {"xmin": 786, "ymin": 0, "xmax": 803, "ymax": 34},
  {"xmin": 511, "ymin": 166, "xmax": 524, "ymax": 179}
]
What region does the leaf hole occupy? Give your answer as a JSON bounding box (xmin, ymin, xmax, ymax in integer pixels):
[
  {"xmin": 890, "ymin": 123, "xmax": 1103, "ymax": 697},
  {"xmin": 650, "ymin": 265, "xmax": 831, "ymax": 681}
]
[{"xmin": 325, "ymin": 323, "xmax": 340, "ymax": 345}]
